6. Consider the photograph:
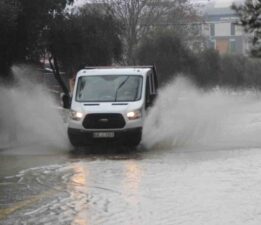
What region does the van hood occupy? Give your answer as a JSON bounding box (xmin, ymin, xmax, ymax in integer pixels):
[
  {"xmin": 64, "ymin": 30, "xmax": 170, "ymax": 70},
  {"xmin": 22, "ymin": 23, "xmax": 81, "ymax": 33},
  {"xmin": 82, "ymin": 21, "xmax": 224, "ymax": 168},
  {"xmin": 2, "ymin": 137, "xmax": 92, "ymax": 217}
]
[{"xmin": 80, "ymin": 102, "xmax": 131, "ymax": 113}]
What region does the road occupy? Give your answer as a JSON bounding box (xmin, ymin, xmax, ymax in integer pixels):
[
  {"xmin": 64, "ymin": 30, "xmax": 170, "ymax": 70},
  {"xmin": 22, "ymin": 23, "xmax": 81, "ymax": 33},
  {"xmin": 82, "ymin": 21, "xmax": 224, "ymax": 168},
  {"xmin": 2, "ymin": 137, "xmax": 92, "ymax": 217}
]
[{"xmin": 1, "ymin": 144, "xmax": 261, "ymax": 225}]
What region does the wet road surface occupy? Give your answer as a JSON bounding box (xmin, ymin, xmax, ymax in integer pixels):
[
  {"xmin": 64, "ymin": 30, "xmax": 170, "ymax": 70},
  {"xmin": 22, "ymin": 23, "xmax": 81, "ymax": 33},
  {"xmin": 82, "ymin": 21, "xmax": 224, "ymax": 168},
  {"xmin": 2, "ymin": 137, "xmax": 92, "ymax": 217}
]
[{"xmin": 1, "ymin": 145, "xmax": 261, "ymax": 225}]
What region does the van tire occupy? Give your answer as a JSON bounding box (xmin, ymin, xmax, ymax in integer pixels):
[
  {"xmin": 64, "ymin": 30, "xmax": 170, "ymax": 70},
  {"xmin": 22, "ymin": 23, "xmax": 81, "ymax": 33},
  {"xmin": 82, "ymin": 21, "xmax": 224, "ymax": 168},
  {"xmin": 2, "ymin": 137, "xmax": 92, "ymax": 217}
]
[
  {"xmin": 69, "ymin": 138, "xmax": 81, "ymax": 147},
  {"xmin": 68, "ymin": 132, "xmax": 82, "ymax": 147},
  {"xmin": 126, "ymin": 131, "xmax": 142, "ymax": 147}
]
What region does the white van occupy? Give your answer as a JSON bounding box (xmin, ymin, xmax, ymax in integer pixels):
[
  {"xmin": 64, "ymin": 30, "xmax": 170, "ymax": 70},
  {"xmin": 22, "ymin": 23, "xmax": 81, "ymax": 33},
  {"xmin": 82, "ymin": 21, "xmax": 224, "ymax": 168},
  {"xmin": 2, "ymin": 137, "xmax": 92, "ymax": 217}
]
[{"xmin": 64, "ymin": 66, "xmax": 158, "ymax": 147}]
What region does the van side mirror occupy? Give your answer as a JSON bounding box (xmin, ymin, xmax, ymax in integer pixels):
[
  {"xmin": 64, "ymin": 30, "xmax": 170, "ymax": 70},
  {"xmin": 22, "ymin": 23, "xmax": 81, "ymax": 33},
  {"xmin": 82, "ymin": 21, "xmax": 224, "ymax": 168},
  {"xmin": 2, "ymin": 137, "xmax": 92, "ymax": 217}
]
[{"xmin": 61, "ymin": 93, "xmax": 71, "ymax": 109}]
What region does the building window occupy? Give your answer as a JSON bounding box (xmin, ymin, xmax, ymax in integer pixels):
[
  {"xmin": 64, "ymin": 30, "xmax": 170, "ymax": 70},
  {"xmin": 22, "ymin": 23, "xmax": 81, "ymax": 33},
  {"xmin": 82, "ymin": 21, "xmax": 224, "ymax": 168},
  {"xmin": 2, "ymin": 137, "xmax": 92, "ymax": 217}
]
[
  {"xmin": 235, "ymin": 25, "xmax": 243, "ymax": 35},
  {"xmin": 203, "ymin": 24, "xmax": 210, "ymax": 36},
  {"xmin": 210, "ymin": 23, "xmax": 215, "ymax": 36},
  {"xmin": 231, "ymin": 23, "xmax": 235, "ymax": 36},
  {"xmin": 209, "ymin": 39, "xmax": 216, "ymax": 49},
  {"xmin": 230, "ymin": 39, "xmax": 236, "ymax": 53}
]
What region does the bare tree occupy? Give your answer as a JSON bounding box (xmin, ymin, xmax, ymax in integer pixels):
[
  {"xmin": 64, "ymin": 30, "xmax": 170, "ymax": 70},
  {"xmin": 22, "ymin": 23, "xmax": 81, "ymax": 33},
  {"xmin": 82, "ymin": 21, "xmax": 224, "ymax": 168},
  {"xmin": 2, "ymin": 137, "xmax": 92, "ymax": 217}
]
[{"xmin": 90, "ymin": 0, "xmax": 199, "ymax": 64}]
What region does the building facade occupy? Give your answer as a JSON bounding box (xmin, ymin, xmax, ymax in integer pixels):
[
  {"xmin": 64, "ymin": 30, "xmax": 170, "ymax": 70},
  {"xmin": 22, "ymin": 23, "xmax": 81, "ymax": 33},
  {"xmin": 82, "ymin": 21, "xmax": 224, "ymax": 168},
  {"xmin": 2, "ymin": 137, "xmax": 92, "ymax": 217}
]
[{"xmin": 202, "ymin": 1, "xmax": 251, "ymax": 55}]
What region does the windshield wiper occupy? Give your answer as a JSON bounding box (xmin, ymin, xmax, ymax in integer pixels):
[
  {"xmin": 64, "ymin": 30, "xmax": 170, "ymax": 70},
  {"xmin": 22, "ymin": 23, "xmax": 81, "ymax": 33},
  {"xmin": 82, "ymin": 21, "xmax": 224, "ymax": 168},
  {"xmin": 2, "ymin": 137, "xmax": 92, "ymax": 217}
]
[{"xmin": 114, "ymin": 76, "xmax": 130, "ymax": 101}]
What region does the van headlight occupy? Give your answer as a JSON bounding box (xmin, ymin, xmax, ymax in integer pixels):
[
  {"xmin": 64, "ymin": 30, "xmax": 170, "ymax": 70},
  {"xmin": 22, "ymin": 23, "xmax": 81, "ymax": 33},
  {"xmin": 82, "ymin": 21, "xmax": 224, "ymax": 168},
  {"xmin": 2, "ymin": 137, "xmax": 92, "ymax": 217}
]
[
  {"xmin": 127, "ymin": 109, "xmax": 142, "ymax": 120},
  {"xmin": 70, "ymin": 110, "xmax": 84, "ymax": 121}
]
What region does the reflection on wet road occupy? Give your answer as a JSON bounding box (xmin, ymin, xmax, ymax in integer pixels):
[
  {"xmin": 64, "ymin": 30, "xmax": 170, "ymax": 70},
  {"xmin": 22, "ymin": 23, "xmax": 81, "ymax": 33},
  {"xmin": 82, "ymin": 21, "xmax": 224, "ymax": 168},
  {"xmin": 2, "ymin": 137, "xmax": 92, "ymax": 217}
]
[
  {"xmin": 2, "ymin": 147, "xmax": 261, "ymax": 225},
  {"xmin": 0, "ymin": 149, "xmax": 145, "ymax": 225}
]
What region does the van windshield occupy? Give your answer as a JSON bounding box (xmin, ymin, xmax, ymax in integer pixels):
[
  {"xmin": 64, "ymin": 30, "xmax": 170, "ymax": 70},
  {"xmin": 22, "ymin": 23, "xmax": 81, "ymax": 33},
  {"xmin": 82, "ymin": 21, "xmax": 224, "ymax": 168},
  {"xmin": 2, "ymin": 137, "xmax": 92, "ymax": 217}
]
[{"xmin": 76, "ymin": 75, "xmax": 143, "ymax": 102}]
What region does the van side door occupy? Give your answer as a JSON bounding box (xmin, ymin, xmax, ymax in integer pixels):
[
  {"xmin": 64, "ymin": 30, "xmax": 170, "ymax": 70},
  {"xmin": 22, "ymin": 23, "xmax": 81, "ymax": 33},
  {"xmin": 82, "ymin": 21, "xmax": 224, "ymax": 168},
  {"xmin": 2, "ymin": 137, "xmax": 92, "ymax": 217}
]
[{"xmin": 145, "ymin": 71, "xmax": 157, "ymax": 109}]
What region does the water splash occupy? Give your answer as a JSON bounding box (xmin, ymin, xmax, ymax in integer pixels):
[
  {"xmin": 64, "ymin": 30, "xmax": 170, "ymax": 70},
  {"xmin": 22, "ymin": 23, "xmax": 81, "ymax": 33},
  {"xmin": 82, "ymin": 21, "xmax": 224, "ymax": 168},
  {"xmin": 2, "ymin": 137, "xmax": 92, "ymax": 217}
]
[
  {"xmin": 143, "ymin": 76, "xmax": 261, "ymax": 151},
  {"xmin": 0, "ymin": 65, "xmax": 69, "ymax": 151}
]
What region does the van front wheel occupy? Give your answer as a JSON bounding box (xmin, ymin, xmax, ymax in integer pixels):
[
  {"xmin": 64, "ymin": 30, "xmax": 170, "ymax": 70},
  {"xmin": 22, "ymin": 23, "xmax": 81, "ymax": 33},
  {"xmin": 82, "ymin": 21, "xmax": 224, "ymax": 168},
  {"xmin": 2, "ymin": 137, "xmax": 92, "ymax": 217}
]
[
  {"xmin": 126, "ymin": 129, "xmax": 142, "ymax": 147},
  {"xmin": 68, "ymin": 133, "xmax": 82, "ymax": 147}
]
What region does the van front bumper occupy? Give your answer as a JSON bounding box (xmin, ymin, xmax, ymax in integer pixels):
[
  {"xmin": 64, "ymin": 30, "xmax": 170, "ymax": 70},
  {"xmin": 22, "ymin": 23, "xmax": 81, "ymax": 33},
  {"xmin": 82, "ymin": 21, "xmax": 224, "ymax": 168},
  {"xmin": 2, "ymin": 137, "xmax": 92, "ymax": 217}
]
[{"xmin": 68, "ymin": 127, "xmax": 142, "ymax": 146}]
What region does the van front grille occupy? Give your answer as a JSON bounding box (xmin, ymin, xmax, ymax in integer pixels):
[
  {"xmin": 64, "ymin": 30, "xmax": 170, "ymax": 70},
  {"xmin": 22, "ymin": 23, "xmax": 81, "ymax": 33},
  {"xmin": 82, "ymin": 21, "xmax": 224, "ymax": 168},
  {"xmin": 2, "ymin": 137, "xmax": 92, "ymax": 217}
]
[{"xmin": 82, "ymin": 113, "xmax": 126, "ymax": 129}]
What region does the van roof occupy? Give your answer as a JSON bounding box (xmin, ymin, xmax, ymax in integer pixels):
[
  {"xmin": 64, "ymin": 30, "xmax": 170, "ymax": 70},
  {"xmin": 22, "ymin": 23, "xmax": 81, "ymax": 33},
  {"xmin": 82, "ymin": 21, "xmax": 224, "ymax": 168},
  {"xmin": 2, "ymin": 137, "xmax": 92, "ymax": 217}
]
[{"xmin": 77, "ymin": 67, "xmax": 152, "ymax": 78}]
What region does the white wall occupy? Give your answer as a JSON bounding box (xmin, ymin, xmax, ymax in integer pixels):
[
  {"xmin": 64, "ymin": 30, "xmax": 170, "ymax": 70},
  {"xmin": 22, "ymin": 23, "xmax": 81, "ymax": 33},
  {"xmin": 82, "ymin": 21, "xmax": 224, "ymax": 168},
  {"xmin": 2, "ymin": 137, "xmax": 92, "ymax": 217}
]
[{"xmin": 215, "ymin": 23, "xmax": 231, "ymax": 36}]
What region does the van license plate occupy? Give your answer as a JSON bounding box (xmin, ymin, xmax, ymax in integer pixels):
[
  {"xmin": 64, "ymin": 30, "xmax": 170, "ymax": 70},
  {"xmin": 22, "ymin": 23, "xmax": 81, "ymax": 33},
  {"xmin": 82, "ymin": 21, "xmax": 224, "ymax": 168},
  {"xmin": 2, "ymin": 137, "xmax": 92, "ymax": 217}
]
[{"xmin": 93, "ymin": 132, "xmax": 115, "ymax": 138}]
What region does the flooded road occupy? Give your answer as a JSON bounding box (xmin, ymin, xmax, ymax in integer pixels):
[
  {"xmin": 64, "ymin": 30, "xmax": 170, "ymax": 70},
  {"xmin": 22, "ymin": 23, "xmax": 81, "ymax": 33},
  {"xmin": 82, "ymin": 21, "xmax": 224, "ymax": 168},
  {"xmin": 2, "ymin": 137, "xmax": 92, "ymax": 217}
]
[
  {"xmin": 2, "ymin": 73, "xmax": 261, "ymax": 224},
  {"xmin": 2, "ymin": 146, "xmax": 261, "ymax": 225}
]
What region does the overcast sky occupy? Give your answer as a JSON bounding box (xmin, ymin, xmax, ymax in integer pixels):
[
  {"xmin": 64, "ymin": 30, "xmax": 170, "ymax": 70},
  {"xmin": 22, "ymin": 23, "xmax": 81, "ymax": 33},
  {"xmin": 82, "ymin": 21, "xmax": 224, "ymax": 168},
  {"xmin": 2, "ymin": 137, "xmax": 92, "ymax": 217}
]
[{"xmin": 73, "ymin": 0, "xmax": 238, "ymax": 8}]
